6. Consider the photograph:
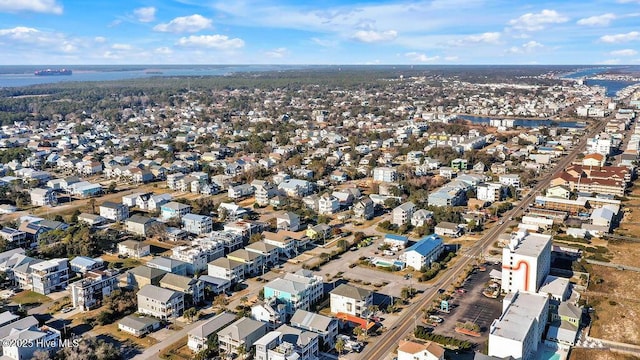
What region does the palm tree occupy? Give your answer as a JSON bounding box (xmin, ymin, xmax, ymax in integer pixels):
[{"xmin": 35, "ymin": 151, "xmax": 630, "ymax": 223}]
[{"xmin": 335, "ymin": 338, "xmax": 345, "ymax": 356}]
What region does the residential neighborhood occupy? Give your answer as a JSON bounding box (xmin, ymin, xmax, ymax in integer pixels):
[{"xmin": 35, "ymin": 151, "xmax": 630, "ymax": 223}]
[{"xmin": 0, "ymin": 65, "xmax": 638, "ymax": 360}]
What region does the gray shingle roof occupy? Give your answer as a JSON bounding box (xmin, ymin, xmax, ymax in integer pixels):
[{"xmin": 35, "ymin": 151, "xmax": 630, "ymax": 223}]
[{"xmin": 330, "ymin": 284, "xmax": 371, "ymax": 301}]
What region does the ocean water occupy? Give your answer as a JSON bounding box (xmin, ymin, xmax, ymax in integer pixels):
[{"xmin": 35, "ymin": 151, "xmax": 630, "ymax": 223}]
[{"xmin": 0, "ymin": 65, "xmax": 303, "ymax": 87}]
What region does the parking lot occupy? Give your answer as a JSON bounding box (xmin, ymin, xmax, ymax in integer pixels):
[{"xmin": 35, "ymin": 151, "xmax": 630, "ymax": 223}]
[
  {"xmin": 307, "ymin": 238, "xmax": 431, "ymax": 298},
  {"xmin": 430, "ymin": 263, "xmax": 503, "ymax": 345}
]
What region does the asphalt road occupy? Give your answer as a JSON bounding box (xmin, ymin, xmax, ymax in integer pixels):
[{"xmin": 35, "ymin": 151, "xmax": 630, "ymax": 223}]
[{"xmin": 360, "ymin": 119, "xmax": 608, "ymax": 360}]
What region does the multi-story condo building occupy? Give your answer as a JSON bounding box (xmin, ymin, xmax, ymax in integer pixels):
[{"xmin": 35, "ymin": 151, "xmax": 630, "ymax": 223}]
[
  {"xmin": 99, "ymin": 201, "xmax": 129, "ymax": 222},
  {"xmin": 254, "ymin": 324, "xmax": 320, "ymax": 360},
  {"xmin": 400, "ymin": 234, "xmax": 444, "ymax": 271},
  {"xmin": 502, "ymin": 230, "xmax": 552, "ymax": 294},
  {"xmin": 69, "ymin": 269, "xmax": 119, "ymax": 311},
  {"xmin": 160, "ymin": 201, "xmax": 192, "ymax": 220},
  {"xmin": 488, "ymin": 291, "xmax": 549, "ymax": 360},
  {"xmin": 329, "ymin": 284, "xmax": 373, "ymax": 318},
  {"xmin": 29, "ymin": 258, "xmax": 69, "ymax": 295},
  {"xmin": 372, "ymin": 167, "xmax": 397, "ymax": 182},
  {"xmin": 263, "ymin": 270, "xmax": 323, "ymax": 318},
  {"xmin": 181, "ymin": 213, "xmax": 213, "ymax": 235},
  {"xmin": 392, "ymin": 202, "xmax": 415, "ymax": 226},
  {"xmin": 137, "ymin": 284, "xmax": 185, "ymax": 320}
]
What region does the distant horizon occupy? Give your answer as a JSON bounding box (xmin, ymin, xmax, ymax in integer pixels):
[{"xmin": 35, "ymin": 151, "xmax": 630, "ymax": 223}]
[
  {"xmin": 0, "ymin": 64, "xmax": 638, "ymax": 68},
  {"xmin": 1, "ymin": 1, "xmax": 640, "ymax": 65}
]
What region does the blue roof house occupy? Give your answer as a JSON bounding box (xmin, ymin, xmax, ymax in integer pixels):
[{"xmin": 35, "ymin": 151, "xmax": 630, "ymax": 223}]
[{"xmin": 400, "ymin": 234, "xmax": 444, "ymax": 271}]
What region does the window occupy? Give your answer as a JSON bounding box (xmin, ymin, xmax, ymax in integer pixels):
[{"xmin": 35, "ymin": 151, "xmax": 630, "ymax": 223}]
[{"xmin": 346, "ymin": 303, "xmax": 353, "ymax": 312}]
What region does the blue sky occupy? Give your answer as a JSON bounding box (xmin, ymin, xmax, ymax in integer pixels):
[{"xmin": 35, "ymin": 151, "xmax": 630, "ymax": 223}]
[{"xmin": 0, "ymin": 0, "xmax": 639, "ymax": 65}]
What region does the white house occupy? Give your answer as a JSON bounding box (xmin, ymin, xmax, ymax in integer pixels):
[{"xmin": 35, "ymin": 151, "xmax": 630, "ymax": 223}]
[
  {"xmin": 329, "ymin": 284, "xmax": 373, "ymax": 318},
  {"xmin": 317, "ymin": 193, "xmax": 340, "ymax": 215},
  {"xmin": 99, "ymin": 201, "xmax": 129, "ymax": 222},
  {"xmin": 499, "ymin": 174, "xmax": 521, "ymax": 188}
]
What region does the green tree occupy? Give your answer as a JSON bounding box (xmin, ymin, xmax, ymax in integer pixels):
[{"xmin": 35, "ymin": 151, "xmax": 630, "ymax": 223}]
[
  {"xmin": 335, "ymin": 338, "xmax": 345, "ymax": 356},
  {"xmin": 184, "ymin": 307, "xmax": 198, "ymax": 323},
  {"xmin": 337, "ymin": 239, "xmax": 349, "ymax": 251}
]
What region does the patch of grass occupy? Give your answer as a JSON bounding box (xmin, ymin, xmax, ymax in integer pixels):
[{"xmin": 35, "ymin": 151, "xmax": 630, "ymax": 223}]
[
  {"xmin": 159, "ymin": 335, "xmax": 190, "ymax": 360},
  {"xmin": 11, "ymin": 291, "xmax": 51, "ymax": 306},
  {"xmin": 93, "ymin": 322, "xmax": 158, "ymax": 350},
  {"xmin": 48, "ymin": 296, "xmax": 72, "ymax": 313}
]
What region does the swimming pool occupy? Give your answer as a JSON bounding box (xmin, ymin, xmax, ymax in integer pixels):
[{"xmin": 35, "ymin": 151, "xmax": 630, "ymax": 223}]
[{"xmin": 535, "ymin": 346, "xmax": 562, "ymax": 360}]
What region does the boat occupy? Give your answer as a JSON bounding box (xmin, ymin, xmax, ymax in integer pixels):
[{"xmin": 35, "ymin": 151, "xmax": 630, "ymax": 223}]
[{"xmin": 34, "ymin": 69, "xmax": 72, "ymax": 76}]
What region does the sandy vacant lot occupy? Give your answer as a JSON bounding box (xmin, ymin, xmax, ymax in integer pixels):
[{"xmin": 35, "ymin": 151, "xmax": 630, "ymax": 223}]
[
  {"xmin": 569, "ymin": 349, "xmax": 639, "ymax": 360},
  {"xmin": 587, "ymin": 264, "xmax": 640, "ymax": 345}
]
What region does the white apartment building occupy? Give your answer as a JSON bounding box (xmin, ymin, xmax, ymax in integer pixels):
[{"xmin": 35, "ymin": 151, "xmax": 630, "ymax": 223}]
[
  {"xmin": 502, "ymin": 230, "xmax": 552, "ymax": 294},
  {"xmin": 488, "ymin": 291, "xmax": 549, "ymax": 360},
  {"xmin": 29, "ymin": 258, "xmax": 69, "ymax": 295},
  {"xmin": 476, "ymin": 183, "xmax": 504, "ymax": 203},
  {"xmin": 587, "ymin": 136, "xmax": 613, "ymax": 156},
  {"xmin": 69, "ymin": 269, "xmax": 119, "ymax": 311},
  {"xmin": 171, "ymin": 241, "xmax": 224, "ymax": 275},
  {"xmin": 400, "ymin": 234, "xmax": 444, "ymax": 271},
  {"xmin": 392, "ymin": 202, "xmax": 416, "ymax": 226},
  {"xmin": 99, "ymin": 201, "xmax": 129, "ymax": 222},
  {"xmin": 181, "ymin": 213, "xmax": 213, "ymax": 235},
  {"xmin": 372, "ymin": 167, "xmax": 398, "ymax": 182},
  {"xmin": 499, "ymin": 174, "xmax": 521, "ymax": 188}
]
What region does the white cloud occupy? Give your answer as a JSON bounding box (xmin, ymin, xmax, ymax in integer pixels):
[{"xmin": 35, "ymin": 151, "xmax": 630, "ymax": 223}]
[
  {"xmin": 112, "ymin": 43, "xmax": 133, "ymax": 50},
  {"xmin": 177, "ymin": 34, "xmax": 244, "ymax": 50},
  {"xmin": 155, "ymin": 47, "xmax": 172, "ymax": 55},
  {"xmin": 102, "ymin": 51, "xmax": 121, "ymax": 60},
  {"xmin": 0, "ymin": 0, "xmax": 62, "ymax": 14},
  {"xmin": 444, "ymin": 56, "xmax": 459, "ymax": 61},
  {"xmin": 599, "ymin": 58, "xmax": 621, "ymax": 65},
  {"xmin": 610, "ymin": 49, "xmax": 638, "ymax": 56},
  {"xmin": 577, "ymin": 13, "xmax": 616, "ymax": 26},
  {"xmin": 405, "ymin": 52, "xmax": 440, "ymax": 62},
  {"xmin": 464, "ymin": 32, "xmax": 501, "ymax": 44},
  {"xmin": 94, "ymin": 36, "xmax": 107, "ymax": 43},
  {"xmin": 351, "ymin": 29, "xmax": 397, "ymax": 43},
  {"xmin": 447, "ymin": 32, "xmax": 502, "ymax": 47},
  {"xmin": 600, "ymin": 31, "xmax": 640, "ymax": 43},
  {"xmin": 133, "ymin": 6, "xmax": 156, "ymax": 23},
  {"xmin": 508, "ymin": 9, "xmax": 569, "ymax": 31},
  {"xmin": 154, "ymin": 14, "xmax": 212, "ymax": 33},
  {"xmin": 0, "ymin": 26, "xmax": 39, "ymax": 40},
  {"xmin": 265, "ymin": 47, "xmax": 288, "ymax": 58},
  {"xmin": 311, "ymin": 37, "xmax": 338, "ymax": 48},
  {"xmin": 508, "ymin": 40, "xmax": 544, "ymax": 54},
  {"xmin": 60, "ymin": 42, "xmax": 77, "ymax": 53}
]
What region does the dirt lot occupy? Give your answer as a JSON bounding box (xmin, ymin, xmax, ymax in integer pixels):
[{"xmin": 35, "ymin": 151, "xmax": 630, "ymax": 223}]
[
  {"xmin": 617, "ymin": 185, "xmax": 640, "ymax": 237},
  {"xmin": 431, "ymin": 263, "xmax": 503, "ymax": 345},
  {"xmin": 587, "ymin": 264, "xmax": 640, "ymax": 345},
  {"xmin": 569, "ymin": 348, "xmax": 640, "ymax": 360},
  {"xmin": 605, "ymin": 239, "xmax": 640, "ymax": 267}
]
